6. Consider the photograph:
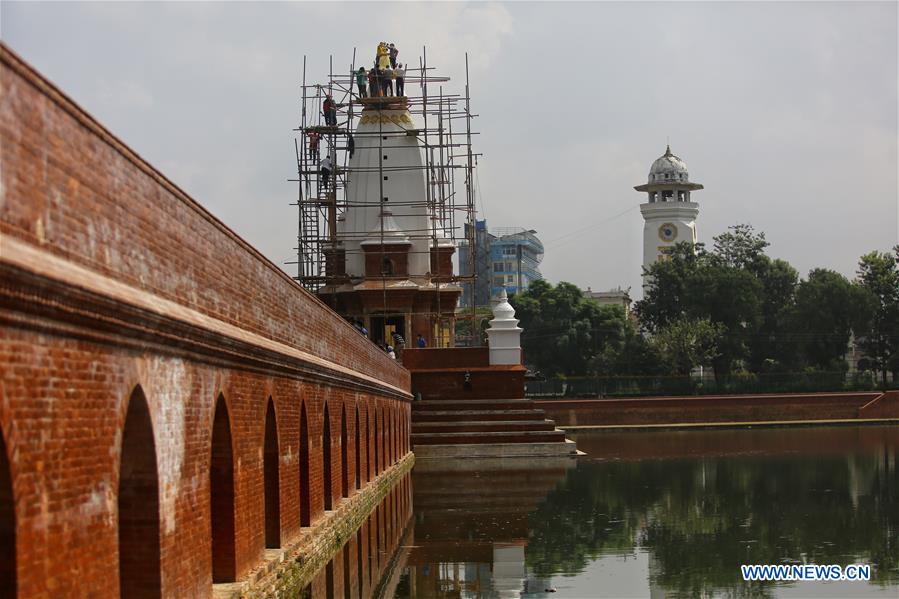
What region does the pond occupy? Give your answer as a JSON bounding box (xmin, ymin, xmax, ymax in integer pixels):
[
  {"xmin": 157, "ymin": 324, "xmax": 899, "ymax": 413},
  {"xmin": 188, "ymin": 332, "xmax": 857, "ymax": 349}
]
[{"xmin": 317, "ymin": 425, "xmax": 899, "ymax": 598}]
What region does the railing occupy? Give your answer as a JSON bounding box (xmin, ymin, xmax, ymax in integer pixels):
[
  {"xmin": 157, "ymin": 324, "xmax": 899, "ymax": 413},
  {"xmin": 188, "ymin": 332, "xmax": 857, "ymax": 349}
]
[{"xmin": 525, "ymin": 371, "xmax": 898, "ymax": 399}]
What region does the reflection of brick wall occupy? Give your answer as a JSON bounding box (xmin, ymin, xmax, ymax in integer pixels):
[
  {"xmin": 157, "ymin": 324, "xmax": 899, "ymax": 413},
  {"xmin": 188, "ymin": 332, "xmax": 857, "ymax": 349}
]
[
  {"xmin": 0, "ymin": 44, "xmax": 411, "ymax": 596},
  {"xmin": 536, "ymin": 392, "xmax": 889, "ymax": 427}
]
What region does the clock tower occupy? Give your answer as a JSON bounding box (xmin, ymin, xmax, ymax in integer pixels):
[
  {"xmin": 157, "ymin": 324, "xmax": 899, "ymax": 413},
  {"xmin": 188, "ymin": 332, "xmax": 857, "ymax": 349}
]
[{"xmin": 635, "ymin": 145, "xmax": 703, "ymax": 288}]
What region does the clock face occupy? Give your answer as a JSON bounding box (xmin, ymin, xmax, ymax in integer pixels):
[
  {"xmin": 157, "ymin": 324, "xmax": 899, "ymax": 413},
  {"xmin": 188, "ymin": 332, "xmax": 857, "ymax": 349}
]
[{"xmin": 658, "ymin": 223, "xmax": 678, "ymax": 242}]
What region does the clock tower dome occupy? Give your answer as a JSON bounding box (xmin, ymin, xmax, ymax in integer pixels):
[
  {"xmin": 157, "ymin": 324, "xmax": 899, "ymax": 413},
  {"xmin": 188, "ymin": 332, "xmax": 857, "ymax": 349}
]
[{"xmin": 635, "ymin": 145, "xmax": 703, "ymax": 288}]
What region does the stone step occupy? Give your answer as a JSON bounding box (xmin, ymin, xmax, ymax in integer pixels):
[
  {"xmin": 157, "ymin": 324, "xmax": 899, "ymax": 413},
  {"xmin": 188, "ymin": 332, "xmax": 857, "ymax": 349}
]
[
  {"xmin": 413, "ymin": 399, "xmax": 534, "ymax": 410},
  {"xmin": 412, "ymin": 420, "xmax": 557, "ymax": 433},
  {"xmin": 412, "ymin": 429, "xmax": 567, "ymax": 445},
  {"xmin": 412, "ymin": 409, "xmax": 546, "ymax": 422}
]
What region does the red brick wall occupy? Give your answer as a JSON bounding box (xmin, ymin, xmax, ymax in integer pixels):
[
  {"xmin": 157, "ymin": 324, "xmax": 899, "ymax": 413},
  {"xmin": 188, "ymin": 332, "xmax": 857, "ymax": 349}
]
[
  {"xmin": 536, "ymin": 392, "xmax": 885, "ymax": 427},
  {"xmin": 571, "ymin": 423, "xmax": 899, "ymax": 461},
  {"xmin": 0, "ymin": 45, "xmax": 408, "ymax": 392},
  {"xmin": 0, "ymin": 44, "xmax": 412, "ymax": 597},
  {"xmin": 363, "ymin": 245, "xmax": 411, "ymax": 277},
  {"xmin": 858, "ymin": 391, "xmax": 899, "ymax": 419},
  {"xmin": 402, "ymin": 347, "xmax": 489, "ymax": 370},
  {"xmin": 411, "ymin": 365, "xmax": 527, "ymax": 400}
]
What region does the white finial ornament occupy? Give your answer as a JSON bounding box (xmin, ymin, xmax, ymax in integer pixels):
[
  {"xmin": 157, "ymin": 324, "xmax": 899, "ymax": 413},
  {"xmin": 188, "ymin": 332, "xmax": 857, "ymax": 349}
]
[{"xmin": 486, "ymin": 288, "xmax": 523, "ymax": 365}]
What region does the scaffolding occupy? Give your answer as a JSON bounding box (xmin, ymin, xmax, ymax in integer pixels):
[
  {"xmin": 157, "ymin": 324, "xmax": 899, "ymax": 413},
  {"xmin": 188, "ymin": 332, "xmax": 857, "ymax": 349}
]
[{"xmin": 287, "ymin": 46, "xmax": 481, "ymax": 346}]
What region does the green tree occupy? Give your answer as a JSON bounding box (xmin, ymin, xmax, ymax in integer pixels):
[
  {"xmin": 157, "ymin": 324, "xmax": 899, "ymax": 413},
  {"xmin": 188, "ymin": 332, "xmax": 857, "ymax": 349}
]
[
  {"xmin": 588, "ymin": 320, "xmax": 666, "ymax": 377},
  {"xmin": 512, "ymin": 280, "xmax": 627, "ymax": 377},
  {"xmin": 855, "ymin": 247, "xmax": 899, "ymax": 385},
  {"xmin": 636, "ymin": 229, "xmax": 765, "ymax": 379},
  {"xmin": 692, "ymin": 260, "xmax": 763, "ymax": 377},
  {"xmin": 653, "ymin": 317, "xmax": 724, "ymax": 375},
  {"xmin": 634, "ymin": 241, "xmax": 706, "ymax": 332},
  {"xmin": 789, "ymin": 269, "xmax": 871, "ymax": 371},
  {"xmin": 748, "ymin": 258, "xmax": 799, "ymax": 372},
  {"xmin": 711, "ymin": 223, "xmax": 770, "ymax": 272}
]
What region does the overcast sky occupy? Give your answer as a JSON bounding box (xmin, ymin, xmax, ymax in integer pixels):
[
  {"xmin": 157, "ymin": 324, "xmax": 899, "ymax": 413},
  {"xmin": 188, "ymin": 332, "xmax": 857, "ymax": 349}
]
[{"xmin": 3, "ymin": 1, "xmax": 897, "ymax": 297}]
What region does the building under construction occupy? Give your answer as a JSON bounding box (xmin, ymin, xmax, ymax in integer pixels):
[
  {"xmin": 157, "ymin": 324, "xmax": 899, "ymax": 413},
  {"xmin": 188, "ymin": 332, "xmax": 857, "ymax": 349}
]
[{"xmin": 289, "ymin": 45, "xmax": 480, "ymax": 348}]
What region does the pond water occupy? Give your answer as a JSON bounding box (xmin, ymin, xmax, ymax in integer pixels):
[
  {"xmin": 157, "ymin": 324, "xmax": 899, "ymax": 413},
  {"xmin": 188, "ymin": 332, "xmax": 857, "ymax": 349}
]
[
  {"xmin": 319, "ymin": 424, "xmax": 899, "ymax": 598},
  {"xmin": 310, "ymin": 425, "xmax": 899, "ymax": 599}
]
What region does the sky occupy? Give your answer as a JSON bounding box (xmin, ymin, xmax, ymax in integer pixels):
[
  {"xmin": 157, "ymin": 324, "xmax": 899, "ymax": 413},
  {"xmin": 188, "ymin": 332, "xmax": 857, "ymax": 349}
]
[{"xmin": 3, "ymin": 1, "xmax": 897, "ymax": 298}]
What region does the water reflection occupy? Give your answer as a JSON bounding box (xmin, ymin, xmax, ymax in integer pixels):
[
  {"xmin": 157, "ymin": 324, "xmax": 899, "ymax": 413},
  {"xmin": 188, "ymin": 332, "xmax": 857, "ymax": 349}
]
[
  {"xmin": 399, "ymin": 457, "xmax": 575, "ymax": 598},
  {"xmin": 393, "ymin": 425, "xmax": 899, "ymax": 598},
  {"xmin": 304, "ymin": 471, "xmax": 413, "ymax": 598}
]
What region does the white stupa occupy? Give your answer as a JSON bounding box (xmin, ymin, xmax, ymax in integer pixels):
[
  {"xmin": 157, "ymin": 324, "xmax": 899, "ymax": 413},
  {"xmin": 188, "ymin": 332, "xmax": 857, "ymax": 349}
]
[
  {"xmin": 342, "ymin": 101, "xmax": 432, "ymax": 277},
  {"xmin": 321, "ymin": 95, "xmax": 461, "ymax": 347},
  {"xmin": 486, "ymin": 289, "xmax": 523, "ymax": 365}
]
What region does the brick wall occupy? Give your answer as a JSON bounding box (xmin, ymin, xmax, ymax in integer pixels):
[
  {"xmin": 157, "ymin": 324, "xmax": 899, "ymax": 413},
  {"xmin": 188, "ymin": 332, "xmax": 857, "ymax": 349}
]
[
  {"xmin": 410, "ymin": 365, "xmax": 527, "ymax": 401},
  {"xmin": 0, "ymin": 44, "xmax": 412, "ymax": 597},
  {"xmin": 402, "ymin": 347, "xmax": 489, "ymax": 370},
  {"xmin": 536, "ymin": 392, "xmax": 887, "ymax": 428},
  {"xmin": 0, "ymin": 45, "xmax": 407, "ymax": 392}
]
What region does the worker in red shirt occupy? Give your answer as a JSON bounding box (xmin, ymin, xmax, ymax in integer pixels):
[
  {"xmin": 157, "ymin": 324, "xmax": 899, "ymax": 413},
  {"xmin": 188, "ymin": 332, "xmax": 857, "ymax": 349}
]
[{"xmin": 307, "ymin": 131, "xmax": 320, "ymax": 159}]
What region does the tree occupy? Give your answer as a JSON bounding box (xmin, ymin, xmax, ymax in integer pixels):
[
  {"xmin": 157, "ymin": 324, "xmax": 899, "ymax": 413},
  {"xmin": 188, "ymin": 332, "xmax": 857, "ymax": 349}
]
[
  {"xmin": 636, "ymin": 228, "xmax": 765, "ymax": 379},
  {"xmin": 512, "ymin": 280, "xmax": 628, "ymax": 377},
  {"xmin": 855, "ymin": 247, "xmax": 899, "ymax": 385},
  {"xmin": 588, "ymin": 320, "xmax": 666, "ymax": 377},
  {"xmin": 711, "ymin": 223, "xmax": 770, "ymax": 273},
  {"xmin": 692, "ymin": 261, "xmax": 763, "ymax": 377},
  {"xmin": 748, "ymin": 258, "xmax": 799, "ymax": 372},
  {"xmin": 790, "ymin": 269, "xmax": 870, "ymax": 371},
  {"xmin": 635, "ymin": 242, "xmax": 706, "ymax": 333},
  {"xmin": 653, "ymin": 318, "xmax": 724, "ymax": 375}
]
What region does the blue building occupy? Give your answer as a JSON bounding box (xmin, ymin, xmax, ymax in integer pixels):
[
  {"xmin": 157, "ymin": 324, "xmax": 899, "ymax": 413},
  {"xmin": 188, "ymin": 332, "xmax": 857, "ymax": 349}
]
[
  {"xmin": 460, "ymin": 222, "xmax": 545, "ymax": 306},
  {"xmin": 489, "ymin": 227, "xmax": 545, "ymax": 297}
]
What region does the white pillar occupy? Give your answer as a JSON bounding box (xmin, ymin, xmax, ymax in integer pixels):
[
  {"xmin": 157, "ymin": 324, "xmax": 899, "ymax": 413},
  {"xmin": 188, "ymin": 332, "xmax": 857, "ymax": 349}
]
[{"xmin": 486, "ymin": 289, "xmax": 523, "ymax": 365}]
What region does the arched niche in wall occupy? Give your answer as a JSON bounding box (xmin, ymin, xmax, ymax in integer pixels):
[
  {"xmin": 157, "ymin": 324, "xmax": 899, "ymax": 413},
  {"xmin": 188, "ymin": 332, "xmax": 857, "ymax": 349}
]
[
  {"xmin": 263, "ymin": 399, "xmax": 281, "ymax": 548},
  {"xmin": 323, "ymin": 404, "xmax": 333, "ymax": 511},
  {"xmin": 0, "ymin": 426, "xmax": 15, "ymax": 595},
  {"xmin": 341, "ymin": 405, "xmax": 349, "ymax": 499},
  {"xmin": 354, "ymin": 406, "xmax": 361, "ymax": 490},
  {"xmin": 118, "ymin": 387, "xmax": 161, "ymax": 597},
  {"xmin": 210, "ymin": 395, "xmax": 236, "ymax": 582},
  {"xmin": 299, "ymin": 402, "xmax": 311, "ymax": 527}
]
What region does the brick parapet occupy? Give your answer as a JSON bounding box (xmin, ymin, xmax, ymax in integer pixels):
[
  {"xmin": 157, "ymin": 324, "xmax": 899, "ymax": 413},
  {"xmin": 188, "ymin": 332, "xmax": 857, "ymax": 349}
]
[
  {"xmin": 0, "ymin": 42, "xmax": 414, "ymax": 597},
  {"xmin": 0, "ymin": 43, "xmax": 408, "ymax": 392}
]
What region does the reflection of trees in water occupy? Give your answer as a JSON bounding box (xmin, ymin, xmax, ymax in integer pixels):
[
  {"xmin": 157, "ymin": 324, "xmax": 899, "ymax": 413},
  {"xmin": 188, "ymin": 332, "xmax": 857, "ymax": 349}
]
[{"xmin": 526, "ymin": 448, "xmax": 898, "ymax": 596}]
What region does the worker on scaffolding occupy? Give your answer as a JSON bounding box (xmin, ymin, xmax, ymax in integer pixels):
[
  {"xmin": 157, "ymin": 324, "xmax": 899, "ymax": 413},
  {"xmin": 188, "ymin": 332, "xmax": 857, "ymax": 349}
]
[
  {"xmin": 389, "ymin": 43, "xmax": 399, "ymax": 68},
  {"xmin": 355, "ymin": 67, "xmax": 367, "ymax": 98},
  {"xmin": 320, "ymin": 156, "xmax": 332, "ymax": 190},
  {"xmin": 368, "ymin": 65, "xmax": 380, "ymax": 98},
  {"xmin": 395, "ymin": 63, "xmax": 406, "ymax": 97},
  {"xmin": 322, "ymin": 95, "xmax": 337, "ymax": 127},
  {"xmin": 307, "ymin": 130, "xmax": 321, "ymax": 159},
  {"xmin": 383, "ymin": 65, "xmax": 394, "ymax": 96}
]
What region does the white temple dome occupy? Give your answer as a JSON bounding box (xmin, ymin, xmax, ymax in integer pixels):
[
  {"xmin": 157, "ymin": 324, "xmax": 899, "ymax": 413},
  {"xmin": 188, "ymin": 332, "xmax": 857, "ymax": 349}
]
[{"xmin": 648, "ymin": 145, "xmax": 689, "ymax": 183}]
